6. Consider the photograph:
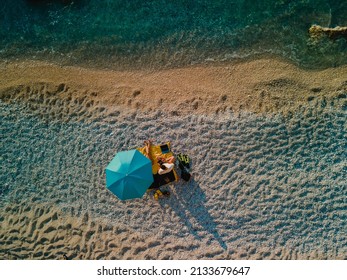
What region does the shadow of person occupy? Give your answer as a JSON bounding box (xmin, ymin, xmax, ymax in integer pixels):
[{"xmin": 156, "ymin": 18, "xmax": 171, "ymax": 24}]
[{"xmin": 165, "ymin": 177, "xmax": 227, "ymax": 251}]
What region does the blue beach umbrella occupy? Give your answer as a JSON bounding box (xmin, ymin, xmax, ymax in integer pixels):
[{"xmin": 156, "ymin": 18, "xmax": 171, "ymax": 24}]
[{"xmin": 105, "ymin": 149, "xmax": 154, "ymax": 200}]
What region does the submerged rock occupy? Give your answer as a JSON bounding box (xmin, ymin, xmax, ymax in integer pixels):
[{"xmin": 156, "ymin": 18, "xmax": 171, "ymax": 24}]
[{"xmin": 309, "ymin": 25, "xmax": 347, "ymax": 40}]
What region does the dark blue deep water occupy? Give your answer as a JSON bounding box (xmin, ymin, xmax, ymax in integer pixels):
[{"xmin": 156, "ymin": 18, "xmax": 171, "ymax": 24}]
[{"xmin": 1, "ymin": 0, "xmax": 347, "ymax": 69}]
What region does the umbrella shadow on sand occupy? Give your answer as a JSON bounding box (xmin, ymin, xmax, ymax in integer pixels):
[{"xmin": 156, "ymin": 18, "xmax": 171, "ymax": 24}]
[{"xmin": 165, "ymin": 178, "xmax": 227, "ymax": 251}]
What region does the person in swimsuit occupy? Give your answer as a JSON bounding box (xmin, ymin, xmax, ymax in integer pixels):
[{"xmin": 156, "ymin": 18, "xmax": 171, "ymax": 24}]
[
  {"xmin": 157, "ymin": 158, "xmax": 175, "ymax": 175},
  {"xmin": 143, "ymin": 140, "xmax": 174, "ymax": 199}
]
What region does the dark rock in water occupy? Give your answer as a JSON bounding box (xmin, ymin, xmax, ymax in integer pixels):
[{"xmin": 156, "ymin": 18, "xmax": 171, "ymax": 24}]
[
  {"xmin": 337, "ymin": 93, "xmax": 346, "ymax": 99},
  {"xmin": 342, "ymin": 101, "xmax": 347, "ymax": 110},
  {"xmin": 310, "ymin": 87, "xmax": 322, "ymax": 93},
  {"xmin": 309, "ymin": 25, "xmax": 347, "ymax": 40},
  {"xmin": 320, "ymin": 97, "xmax": 327, "ymax": 108}
]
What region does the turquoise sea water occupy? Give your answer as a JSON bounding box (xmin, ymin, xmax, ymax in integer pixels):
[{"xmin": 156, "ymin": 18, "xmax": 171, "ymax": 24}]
[{"xmin": 1, "ymin": 0, "xmax": 347, "ymax": 69}]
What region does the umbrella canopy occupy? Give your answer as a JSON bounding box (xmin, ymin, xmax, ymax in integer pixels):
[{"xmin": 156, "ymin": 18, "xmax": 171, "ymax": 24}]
[{"xmin": 105, "ymin": 149, "xmax": 154, "ymax": 200}]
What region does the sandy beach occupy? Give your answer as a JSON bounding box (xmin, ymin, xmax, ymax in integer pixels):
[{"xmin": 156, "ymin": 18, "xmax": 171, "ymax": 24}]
[
  {"xmin": 1, "ymin": 57, "xmax": 346, "ymax": 260},
  {"xmin": 1, "ymin": 57, "xmax": 347, "ymax": 117}
]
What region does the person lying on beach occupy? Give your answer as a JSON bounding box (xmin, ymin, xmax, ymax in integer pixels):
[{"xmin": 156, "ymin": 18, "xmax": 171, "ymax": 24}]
[
  {"xmin": 157, "ymin": 157, "xmax": 175, "ymax": 175},
  {"xmin": 144, "ymin": 140, "xmax": 175, "ymax": 169},
  {"xmin": 143, "ymin": 139, "xmax": 175, "ymax": 177},
  {"xmin": 143, "ymin": 140, "xmax": 175, "ymax": 199}
]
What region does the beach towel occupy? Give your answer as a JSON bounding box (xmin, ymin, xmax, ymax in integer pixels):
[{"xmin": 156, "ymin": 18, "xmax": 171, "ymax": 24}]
[{"xmin": 137, "ymin": 142, "xmax": 179, "ymax": 182}]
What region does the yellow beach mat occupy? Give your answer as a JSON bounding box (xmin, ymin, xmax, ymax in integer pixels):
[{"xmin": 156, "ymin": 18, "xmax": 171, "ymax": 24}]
[{"xmin": 138, "ymin": 142, "xmax": 179, "ymax": 182}]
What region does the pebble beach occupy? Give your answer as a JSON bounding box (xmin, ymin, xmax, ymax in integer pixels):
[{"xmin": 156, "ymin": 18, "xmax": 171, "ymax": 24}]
[{"xmin": 1, "ymin": 57, "xmax": 346, "ymax": 260}]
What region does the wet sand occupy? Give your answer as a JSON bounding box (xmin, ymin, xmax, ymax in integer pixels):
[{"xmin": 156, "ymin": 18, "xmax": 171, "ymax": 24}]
[{"xmin": 1, "ymin": 57, "xmax": 346, "ymax": 117}]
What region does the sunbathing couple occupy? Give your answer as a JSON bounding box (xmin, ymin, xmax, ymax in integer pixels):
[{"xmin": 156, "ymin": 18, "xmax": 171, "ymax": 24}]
[{"xmin": 144, "ymin": 140, "xmax": 175, "ymax": 199}]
